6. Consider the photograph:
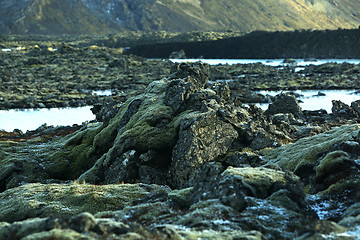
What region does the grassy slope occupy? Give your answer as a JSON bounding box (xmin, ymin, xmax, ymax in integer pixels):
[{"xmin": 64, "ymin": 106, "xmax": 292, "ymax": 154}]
[
  {"xmin": 169, "ymin": 0, "xmax": 360, "ymax": 31},
  {"xmin": 1, "ymin": 0, "xmax": 360, "ymax": 34}
]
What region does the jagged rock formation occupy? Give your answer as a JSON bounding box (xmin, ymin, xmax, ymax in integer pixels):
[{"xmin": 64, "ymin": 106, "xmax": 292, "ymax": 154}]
[{"xmin": 1, "ymin": 0, "xmax": 360, "ymax": 34}]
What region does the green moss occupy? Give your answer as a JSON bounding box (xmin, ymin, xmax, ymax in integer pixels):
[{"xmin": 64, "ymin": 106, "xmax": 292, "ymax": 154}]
[
  {"xmin": 92, "ymin": 100, "xmax": 132, "ymax": 155},
  {"xmin": 21, "ymin": 229, "xmax": 87, "ymax": 240},
  {"xmin": 319, "ymin": 178, "xmax": 360, "ymax": 198},
  {"xmin": 315, "ymin": 151, "xmax": 349, "ymax": 182},
  {"xmin": 45, "ymin": 151, "xmax": 71, "ymax": 179},
  {"xmin": 223, "ymin": 167, "xmax": 288, "ymax": 186},
  {"xmin": 0, "ymin": 183, "xmax": 165, "ymax": 222},
  {"xmin": 116, "ymin": 101, "xmax": 176, "ymax": 151},
  {"xmin": 263, "ymin": 124, "xmax": 360, "ymax": 172},
  {"xmin": 47, "ymin": 123, "xmax": 103, "ymax": 179},
  {"xmin": 168, "ymin": 187, "xmax": 194, "ymax": 208}
]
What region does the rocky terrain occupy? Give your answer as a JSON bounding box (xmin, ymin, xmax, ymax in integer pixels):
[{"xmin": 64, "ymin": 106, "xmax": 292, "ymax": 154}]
[
  {"xmin": 1, "ymin": 56, "xmax": 360, "ymax": 239},
  {"xmin": 1, "ymin": 0, "xmax": 360, "ymax": 35},
  {"xmin": 0, "ymin": 38, "xmax": 172, "ymax": 110},
  {"xmin": 2, "ymin": 34, "xmax": 360, "ymax": 112}
]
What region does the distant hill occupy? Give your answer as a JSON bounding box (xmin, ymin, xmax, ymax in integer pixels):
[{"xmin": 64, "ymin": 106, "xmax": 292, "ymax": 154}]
[{"xmin": 1, "ymin": 0, "xmax": 360, "ymax": 35}]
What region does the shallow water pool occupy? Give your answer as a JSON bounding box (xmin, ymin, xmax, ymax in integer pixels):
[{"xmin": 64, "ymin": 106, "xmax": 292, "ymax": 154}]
[{"xmin": 0, "ymin": 107, "xmax": 95, "ymax": 132}]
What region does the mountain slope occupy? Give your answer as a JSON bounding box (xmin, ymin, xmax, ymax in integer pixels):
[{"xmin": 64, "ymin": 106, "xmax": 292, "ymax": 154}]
[
  {"xmin": 0, "ymin": 0, "xmax": 123, "ymax": 34},
  {"xmin": 1, "ymin": 0, "xmax": 360, "ymax": 35}
]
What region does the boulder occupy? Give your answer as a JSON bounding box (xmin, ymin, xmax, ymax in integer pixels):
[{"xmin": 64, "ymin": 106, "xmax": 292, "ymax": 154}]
[
  {"xmin": 263, "ymin": 124, "xmax": 360, "ymax": 172},
  {"xmin": 187, "ymin": 166, "xmax": 307, "ymax": 239},
  {"xmin": 265, "ymin": 93, "xmax": 303, "ymax": 118},
  {"xmin": 332, "ymin": 100, "xmax": 356, "ymax": 118},
  {"xmin": 165, "ymin": 62, "xmax": 209, "ymax": 112},
  {"xmin": 221, "ymin": 167, "xmax": 304, "ymax": 199},
  {"xmin": 170, "ymin": 111, "xmax": 238, "ymax": 188},
  {"xmin": 351, "ymin": 100, "xmax": 360, "ymax": 117},
  {"xmin": 314, "ymin": 151, "xmax": 351, "ymax": 185}
]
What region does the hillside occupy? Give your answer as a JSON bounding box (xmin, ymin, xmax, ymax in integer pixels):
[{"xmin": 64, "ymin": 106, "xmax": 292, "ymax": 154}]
[{"xmin": 1, "ymin": 0, "xmax": 360, "ymax": 35}]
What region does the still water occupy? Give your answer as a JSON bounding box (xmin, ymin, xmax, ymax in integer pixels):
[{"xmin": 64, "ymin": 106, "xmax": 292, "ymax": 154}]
[{"xmin": 0, "ymin": 107, "xmax": 95, "ymax": 132}]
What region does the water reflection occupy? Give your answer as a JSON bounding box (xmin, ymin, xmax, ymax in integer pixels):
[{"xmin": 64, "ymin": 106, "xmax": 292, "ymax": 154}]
[{"xmin": 0, "ymin": 107, "xmax": 95, "ymax": 132}]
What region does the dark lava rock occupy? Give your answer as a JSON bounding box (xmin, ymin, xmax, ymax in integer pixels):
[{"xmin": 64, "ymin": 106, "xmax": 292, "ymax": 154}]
[
  {"xmin": 170, "ymin": 110, "xmax": 238, "ymax": 188},
  {"xmin": 265, "ymin": 93, "xmax": 303, "ymax": 118},
  {"xmin": 332, "ymin": 100, "xmax": 357, "ymax": 118}
]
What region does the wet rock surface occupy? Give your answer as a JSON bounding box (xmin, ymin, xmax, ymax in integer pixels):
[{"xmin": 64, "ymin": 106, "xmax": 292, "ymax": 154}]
[{"xmin": 2, "ymin": 41, "xmax": 360, "ymax": 239}]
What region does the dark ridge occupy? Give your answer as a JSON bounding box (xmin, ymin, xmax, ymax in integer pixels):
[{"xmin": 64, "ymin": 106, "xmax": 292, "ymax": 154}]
[{"xmin": 126, "ymin": 28, "xmax": 360, "ymax": 59}]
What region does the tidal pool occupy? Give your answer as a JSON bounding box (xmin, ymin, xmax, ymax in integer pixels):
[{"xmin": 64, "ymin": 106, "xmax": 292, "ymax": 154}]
[{"xmin": 0, "ymin": 107, "xmax": 95, "ymax": 132}]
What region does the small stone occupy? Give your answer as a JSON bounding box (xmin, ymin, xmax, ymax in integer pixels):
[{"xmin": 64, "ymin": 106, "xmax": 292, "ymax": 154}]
[{"xmin": 69, "ymin": 212, "xmax": 97, "ymax": 233}]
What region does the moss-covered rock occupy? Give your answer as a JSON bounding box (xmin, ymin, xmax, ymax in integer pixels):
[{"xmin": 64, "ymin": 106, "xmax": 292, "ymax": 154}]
[
  {"xmin": 263, "ymin": 124, "xmax": 360, "ymax": 222},
  {"xmin": 222, "ymin": 167, "xmax": 301, "ymax": 198},
  {"xmin": 0, "ymin": 182, "xmax": 170, "ymax": 222},
  {"xmin": 75, "ymin": 62, "xmax": 240, "ymax": 188},
  {"xmin": 22, "ymin": 229, "xmax": 95, "ymax": 240},
  {"xmin": 314, "ymin": 150, "xmax": 350, "ymax": 184},
  {"xmin": 170, "ymin": 110, "xmax": 238, "ymax": 188},
  {"xmin": 263, "ymin": 124, "xmax": 360, "ymax": 172},
  {"xmin": 0, "ymin": 136, "xmax": 71, "ymax": 191},
  {"xmin": 46, "ymin": 123, "xmax": 104, "ymax": 180},
  {"xmin": 311, "ymin": 177, "xmax": 360, "ymax": 220}
]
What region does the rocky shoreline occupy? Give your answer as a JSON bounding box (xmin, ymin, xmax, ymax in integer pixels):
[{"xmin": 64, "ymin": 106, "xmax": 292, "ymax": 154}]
[
  {"xmin": 2, "ymin": 34, "xmax": 360, "ymax": 239},
  {"xmin": 1, "ymin": 57, "xmax": 360, "ymax": 239}
]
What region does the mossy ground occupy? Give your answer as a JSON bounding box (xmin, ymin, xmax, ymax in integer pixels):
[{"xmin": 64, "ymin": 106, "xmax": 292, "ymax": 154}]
[{"xmin": 0, "ymin": 182, "xmax": 166, "ymax": 222}]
